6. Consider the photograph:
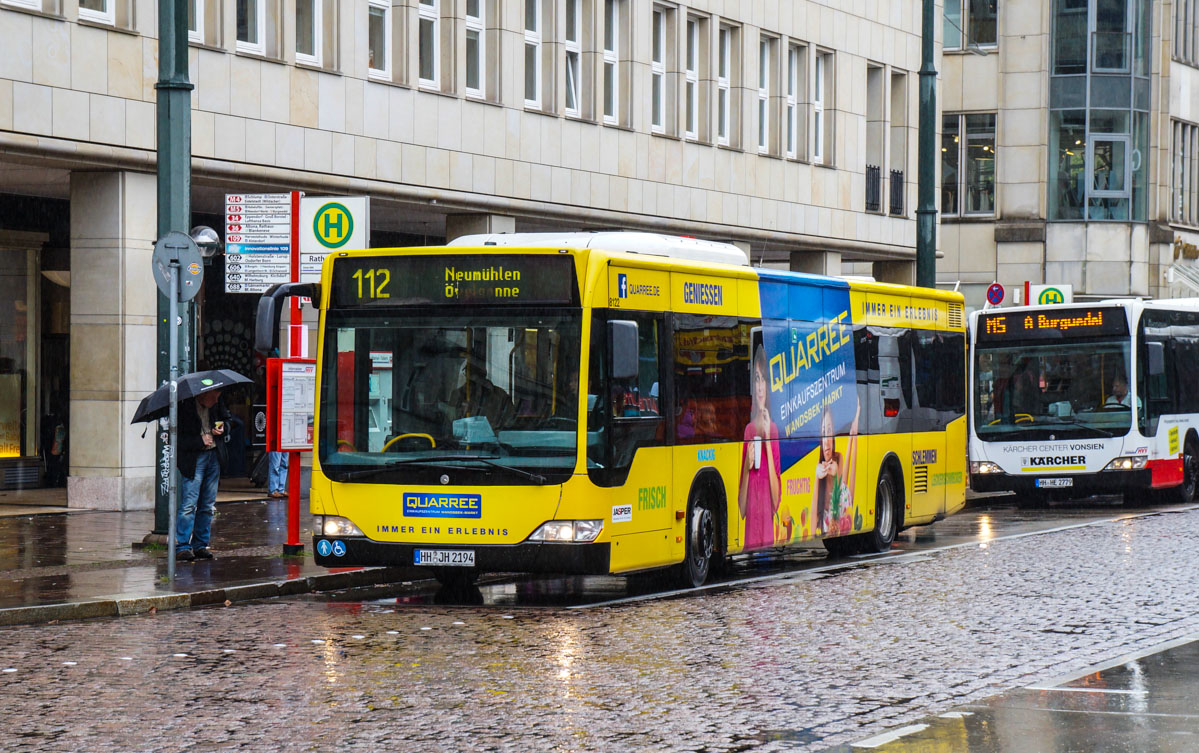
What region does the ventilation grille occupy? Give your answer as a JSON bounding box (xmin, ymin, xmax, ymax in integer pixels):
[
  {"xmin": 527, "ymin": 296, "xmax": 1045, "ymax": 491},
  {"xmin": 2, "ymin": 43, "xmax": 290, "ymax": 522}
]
[
  {"xmin": 2, "ymin": 463, "xmax": 41, "ymax": 490},
  {"xmin": 948, "ymin": 302, "xmax": 965, "ymax": 330},
  {"xmin": 913, "ymin": 465, "xmax": 929, "ymax": 494}
]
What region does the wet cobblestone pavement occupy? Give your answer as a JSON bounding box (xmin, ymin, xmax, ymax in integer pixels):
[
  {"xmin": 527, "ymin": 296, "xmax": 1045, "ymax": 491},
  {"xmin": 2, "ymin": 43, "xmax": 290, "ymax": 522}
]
[{"xmin": 4, "ymin": 507, "xmax": 1199, "ymax": 752}]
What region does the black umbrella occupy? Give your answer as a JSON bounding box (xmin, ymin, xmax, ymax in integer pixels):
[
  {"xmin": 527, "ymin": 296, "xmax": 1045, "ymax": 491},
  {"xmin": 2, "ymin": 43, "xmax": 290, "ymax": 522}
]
[{"xmin": 131, "ymin": 369, "xmax": 252, "ymax": 424}]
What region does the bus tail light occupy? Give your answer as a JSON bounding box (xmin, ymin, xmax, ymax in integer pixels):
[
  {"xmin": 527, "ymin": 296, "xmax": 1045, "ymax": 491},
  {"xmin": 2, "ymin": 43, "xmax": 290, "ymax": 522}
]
[
  {"xmin": 1103, "ymin": 456, "xmax": 1149, "ymax": 471},
  {"xmin": 970, "ymin": 461, "xmax": 1002, "ymax": 474},
  {"xmin": 314, "ymin": 515, "xmax": 365, "ymax": 537},
  {"xmin": 529, "ymin": 520, "xmax": 604, "ymax": 543}
]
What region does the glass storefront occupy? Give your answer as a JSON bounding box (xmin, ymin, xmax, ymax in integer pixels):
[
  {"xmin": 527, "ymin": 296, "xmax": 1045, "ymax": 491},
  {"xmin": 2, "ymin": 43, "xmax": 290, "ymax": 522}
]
[
  {"xmin": 1049, "ymin": 0, "xmax": 1151, "ymax": 221},
  {"xmin": 0, "ymin": 246, "xmax": 37, "ymax": 460}
]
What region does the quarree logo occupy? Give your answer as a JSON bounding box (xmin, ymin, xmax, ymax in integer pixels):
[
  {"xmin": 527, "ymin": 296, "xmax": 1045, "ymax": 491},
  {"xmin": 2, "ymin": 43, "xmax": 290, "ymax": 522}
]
[
  {"xmin": 618, "ymin": 273, "xmax": 628, "ymax": 298},
  {"xmin": 403, "ymin": 493, "xmax": 482, "ymax": 519}
]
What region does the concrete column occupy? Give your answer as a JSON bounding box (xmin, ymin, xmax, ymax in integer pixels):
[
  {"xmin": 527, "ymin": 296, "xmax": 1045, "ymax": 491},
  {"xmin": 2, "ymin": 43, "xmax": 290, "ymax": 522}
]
[
  {"xmin": 790, "ymin": 250, "xmax": 841, "ymax": 277},
  {"xmin": 68, "ymin": 171, "xmax": 158, "ymax": 511},
  {"xmin": 445, "ymin": 214, "xmax": 516, "ymax": 241},
  {"xmin": 872, "ymin": 260, "xmax": 917, "ymax": 286}
]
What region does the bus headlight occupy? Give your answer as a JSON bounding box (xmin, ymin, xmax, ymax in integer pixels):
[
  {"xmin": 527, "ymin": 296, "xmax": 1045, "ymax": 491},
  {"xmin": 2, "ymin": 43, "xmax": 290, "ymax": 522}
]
[
  {"xmin": 1103, "ymin": 456, "xmax": 1149, "ymax": 471},
  {"xmin": 529, "ymin": 520, "xmax": 604, "ymax": 543},
  {"xmin": 970, "ymin": 461, "xmax": 1003, "ymax": 474},
  {"xmin": 314, "ymin": 515, "xmax": 365, "ymax": 537}
]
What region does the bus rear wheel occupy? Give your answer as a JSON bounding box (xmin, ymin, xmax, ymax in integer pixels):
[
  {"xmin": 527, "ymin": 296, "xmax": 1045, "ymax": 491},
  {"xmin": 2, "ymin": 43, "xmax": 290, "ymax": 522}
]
[
  {"xmin": 859, "ymin": 470, "xmax": 899, "ymax": 553},
  {"xmin": 676, "ymin": 496, "xmax": 716, "ymax": 588}
]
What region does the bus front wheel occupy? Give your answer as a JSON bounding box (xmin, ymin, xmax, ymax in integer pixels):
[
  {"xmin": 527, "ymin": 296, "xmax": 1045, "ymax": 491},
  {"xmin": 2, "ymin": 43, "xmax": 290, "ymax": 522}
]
[{"xmin": 676, "ymin": 496, "xmax": 716, "ymax": 588}]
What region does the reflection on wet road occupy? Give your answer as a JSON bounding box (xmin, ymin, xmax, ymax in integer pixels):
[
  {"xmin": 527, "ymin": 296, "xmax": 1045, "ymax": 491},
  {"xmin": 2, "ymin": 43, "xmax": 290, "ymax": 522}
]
[
  {"xmin": 830, "ymin": 637, "xmax": 1199, "ymax": 752},
  {"xmin": 363, "ymin": 496, "xmax": 1178, "ymax": 609},
  {"xmin": 5, "ymin": 498, "xmax": 1199, "ymax": 752}
]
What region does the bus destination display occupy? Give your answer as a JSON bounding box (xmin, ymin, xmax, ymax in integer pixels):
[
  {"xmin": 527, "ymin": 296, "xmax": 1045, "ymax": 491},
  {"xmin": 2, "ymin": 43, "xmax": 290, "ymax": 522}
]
[
  {"xmin": 977, "ymin": 307, "xmax": 1127, "ymax": 342},
  {"xmin": 331, "ymin": 254, "xmax": 577, "ymax": 307}
]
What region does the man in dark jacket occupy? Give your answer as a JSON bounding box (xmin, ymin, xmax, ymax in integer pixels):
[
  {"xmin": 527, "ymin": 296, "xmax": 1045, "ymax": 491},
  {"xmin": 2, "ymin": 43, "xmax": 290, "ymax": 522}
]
[{"xmin": 176, "ymin": 389, "xmax": 229, "ymax": 561}]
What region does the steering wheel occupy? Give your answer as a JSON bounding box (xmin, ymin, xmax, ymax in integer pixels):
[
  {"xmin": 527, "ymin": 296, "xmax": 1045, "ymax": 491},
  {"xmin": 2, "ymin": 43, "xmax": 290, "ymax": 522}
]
[
  {"xmin": 336, "ymin": 439, "xmax": 357, "ymax": 453},
  {"xmin": 1098, "ymin": 403, "xmax": 1130, "ymax": 412},
  {"xmin": 1014, "ymin": 413, "xmax": 1034, "ymax": 424},
  {"xmin": 382, "ymin": 433, "xmax": 436, "ymax": 452}
]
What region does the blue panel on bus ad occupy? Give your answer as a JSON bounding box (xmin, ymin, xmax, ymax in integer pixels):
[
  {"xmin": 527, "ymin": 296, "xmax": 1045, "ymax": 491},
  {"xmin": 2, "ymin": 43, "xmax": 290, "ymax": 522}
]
[{"xmin": 744, "ymin": 274, "xmax": 860, "ymax": 545}]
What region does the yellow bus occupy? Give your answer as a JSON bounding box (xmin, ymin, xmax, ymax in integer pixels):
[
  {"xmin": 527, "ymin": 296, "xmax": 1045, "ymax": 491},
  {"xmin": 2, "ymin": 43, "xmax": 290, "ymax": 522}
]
[{"xmin": 255, "ymin": 233, "xmax": 967, "ymax": 588}]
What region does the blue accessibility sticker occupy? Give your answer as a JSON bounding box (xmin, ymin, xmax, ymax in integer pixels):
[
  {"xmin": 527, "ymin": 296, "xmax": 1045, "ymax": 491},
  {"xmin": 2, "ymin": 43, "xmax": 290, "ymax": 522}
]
[
  {"xmin": 316, "ymin": 539, "xmax": 332, "ymax": 557},
  {"xmin": 331, "ymin": 540, "xmax": 347, "ymax": 557}
]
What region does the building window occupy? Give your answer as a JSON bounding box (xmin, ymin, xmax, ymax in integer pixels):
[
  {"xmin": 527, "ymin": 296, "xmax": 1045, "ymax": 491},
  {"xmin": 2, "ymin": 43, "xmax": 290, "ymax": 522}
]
[
  {"xmin": 1172, "ymin": 120, "xmax": 1199, "ymax": 225},
  {"xmin": 3, "ymin": 0, "xmax": 42, "ymax": 9},
  {"xmin": 944, "ymin": 0, "xmax": 998, "ymax": 50},
  {"xmin": 758, "ymin": 35, "xmax": 775, "ymax": 153},
  {"xmin": 79, "ymin": 0, "xmax": 115, "ymax": 25},
  {"xmin": 418, "ymin": 0, "xmax": 440, "ymax": 87},
  {"xmin": 236, "ymin": 0, "xmax": 266, "ymax": 55},
  {"xmin": 565, "ymin": 0, "xmax": 582, "ymax": 115},
  {"xmin": 942, "ymin": 113, "xmax": 996, "ymax": 216},
  {"xmin": 296, "ymin": 0, "xmax": 321, "ymax": 66},
  {"xmin": 1178, "ymin": 0, "xmax": 1199, "ymax": 64},
  {"xmin": 603, "ymin": 0, "xmax": 620, "ymax": 123},
  {"xmin": 785, "ymin": 43, "xmax": 803, "ymax": 159},
  {"xmin": 684, "ymin": 16, "xmax": 701, "ymax": 140},
  {"xmin": 188, "ymin": 0, "xmax": 204, "ymax": 43},
  {"xmin": 813, "ymin": 50, "xmax": 832, "ymax": 164},
  {"xmin": 368, "ymin": 0, "xmax": 391, "ymax": 79},
  {"xmin": 466, "ymin": 0, "xmax": 486, "ymax": 97},
  {"xmin": 716, "ymin": 24, "xmax": 732, "ymax": 145},
  {"xmin": 651, "ymin": 7, "xmax": 666, "ymax": 133},
  {"xmin": 525, "ymin": 0, "xmax": 542, "ymax": 107}
]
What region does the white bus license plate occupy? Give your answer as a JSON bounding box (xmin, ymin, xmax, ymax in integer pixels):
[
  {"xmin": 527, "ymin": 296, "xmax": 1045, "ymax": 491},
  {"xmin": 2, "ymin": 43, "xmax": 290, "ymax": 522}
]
[
  {"xmin": 414, "ymin": 549, "xmax": 475, "ymax": 567},
  {"xmin": 1036, "ymin": 478, "xmax": 1073, "ymax": 488}
]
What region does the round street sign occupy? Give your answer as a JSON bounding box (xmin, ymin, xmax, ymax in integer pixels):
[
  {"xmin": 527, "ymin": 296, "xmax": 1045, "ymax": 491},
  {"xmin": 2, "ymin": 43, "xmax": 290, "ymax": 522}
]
[
  {"xmin": 986, "ymin": 282, "xmax": 1005, "ymax": 305},
  {"xmin": 1038, "ymin": 287, "xmax": 1066, "ymax": 305},
  {"xmin": 312, "ymin": 202, "xmax": 354, "ymax": 249},
  {"xmin": 152, "ymin": 231, "xmax": 204, "ymax": 301}
]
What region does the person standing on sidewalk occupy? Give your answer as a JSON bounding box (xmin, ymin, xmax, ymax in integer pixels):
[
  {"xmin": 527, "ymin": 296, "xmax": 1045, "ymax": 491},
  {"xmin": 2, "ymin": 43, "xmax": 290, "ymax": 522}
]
[
  {"xmin": 177, "ymin": 389, "xmax": 229, "ymax": 561},
  {"xmin": 267, "ymin": 451, "xmax": 288, "ymax": 498}
]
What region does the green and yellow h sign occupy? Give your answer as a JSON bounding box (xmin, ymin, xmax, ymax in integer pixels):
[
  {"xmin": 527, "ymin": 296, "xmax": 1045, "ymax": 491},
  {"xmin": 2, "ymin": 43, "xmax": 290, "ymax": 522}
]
[{"xmin": 313, "ymin": 202, "xmax": 354, "ymax": 249}]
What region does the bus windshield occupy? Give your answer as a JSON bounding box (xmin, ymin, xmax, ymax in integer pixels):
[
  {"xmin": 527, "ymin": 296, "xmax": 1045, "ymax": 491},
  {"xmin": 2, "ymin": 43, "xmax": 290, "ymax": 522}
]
[
  {"xmin": 318, "ymin": 309, "xmax": 582, "ymax": 484},
  {"xmin": 974, "ymin": 339, "xmax": 1134, "ymax": 440}
]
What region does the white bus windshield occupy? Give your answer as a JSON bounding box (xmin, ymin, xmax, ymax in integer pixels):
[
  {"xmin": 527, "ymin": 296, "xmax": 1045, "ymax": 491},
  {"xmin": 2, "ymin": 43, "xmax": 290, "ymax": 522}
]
[{"xmin": 974, "ymin": 340, "xmax": 1134, "ymax": 439}]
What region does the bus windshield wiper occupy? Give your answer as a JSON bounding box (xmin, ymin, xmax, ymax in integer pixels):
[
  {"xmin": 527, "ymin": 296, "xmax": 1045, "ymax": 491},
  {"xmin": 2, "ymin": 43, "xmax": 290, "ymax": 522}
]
[
  {"xmin": 1056, "ymin": 414, "xmax": 1116, "ymax": 438},
  {"xmin": 334, "ymin": 454, "xmax": 547, "ymax": 484}
]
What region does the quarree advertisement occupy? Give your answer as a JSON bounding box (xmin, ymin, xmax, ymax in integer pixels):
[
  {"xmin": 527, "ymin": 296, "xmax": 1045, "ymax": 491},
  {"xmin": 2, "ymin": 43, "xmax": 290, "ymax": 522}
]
[{"xmin": 738, "ymin": 277, "xmax": 863, "ymax": 551}]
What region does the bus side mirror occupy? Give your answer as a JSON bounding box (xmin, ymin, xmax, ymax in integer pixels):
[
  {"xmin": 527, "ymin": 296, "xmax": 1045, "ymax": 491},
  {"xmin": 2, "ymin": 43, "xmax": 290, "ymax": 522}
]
[
  {"xmin": 254, "ymin": 282, "xmax": 320, "ymax": 354},
  {"xmin": 609, "ymin": 320, "xmax": 640, "ymax": 380},
  {"xmin": 1147, "ymin": 341, "xmax": 1165, "ymax": 376}
]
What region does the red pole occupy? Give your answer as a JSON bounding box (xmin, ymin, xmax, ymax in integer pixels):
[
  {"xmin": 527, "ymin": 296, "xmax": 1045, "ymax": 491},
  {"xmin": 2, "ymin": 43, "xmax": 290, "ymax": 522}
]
[{"xmin": 284, "ymin": 191, "xmax": 304, "ymax": 555}]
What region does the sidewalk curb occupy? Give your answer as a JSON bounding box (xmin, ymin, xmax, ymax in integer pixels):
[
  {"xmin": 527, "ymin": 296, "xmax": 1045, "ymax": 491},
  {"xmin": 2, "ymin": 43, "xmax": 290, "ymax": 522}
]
[{"xmin": 0, "ymin": 566, "xmax": 411, "ymax": 627}]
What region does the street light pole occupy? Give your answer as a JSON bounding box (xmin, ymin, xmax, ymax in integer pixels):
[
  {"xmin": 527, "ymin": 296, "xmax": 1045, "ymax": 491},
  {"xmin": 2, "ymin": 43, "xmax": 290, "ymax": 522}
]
[
  {"xmin": 151, "ymin": 0, "xmax": 195, "ymax": 542},
  {"xmin": 917, "ymin": 0, "xmax": 938, "ymax": 289}
]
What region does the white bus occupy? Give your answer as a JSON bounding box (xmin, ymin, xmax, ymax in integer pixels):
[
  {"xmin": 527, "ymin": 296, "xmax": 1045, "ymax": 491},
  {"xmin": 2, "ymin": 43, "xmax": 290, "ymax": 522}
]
[{"xmin": 969, "ymin": 299, "xmax": 1199, "ymax": 504}]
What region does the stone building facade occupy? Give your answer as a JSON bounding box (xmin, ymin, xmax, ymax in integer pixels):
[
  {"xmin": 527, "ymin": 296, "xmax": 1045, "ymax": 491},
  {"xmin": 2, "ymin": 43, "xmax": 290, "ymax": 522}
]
[{"xmin": 0, "ymin": 0, "xmax": 928, "ymax": 508}]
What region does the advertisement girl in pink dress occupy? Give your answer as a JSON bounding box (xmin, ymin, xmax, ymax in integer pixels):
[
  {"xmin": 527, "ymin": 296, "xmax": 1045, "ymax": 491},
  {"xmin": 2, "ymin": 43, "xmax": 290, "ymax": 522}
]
[{"xmin": 738, "ymin": 344, "xmax": 781, "ymax": 550}]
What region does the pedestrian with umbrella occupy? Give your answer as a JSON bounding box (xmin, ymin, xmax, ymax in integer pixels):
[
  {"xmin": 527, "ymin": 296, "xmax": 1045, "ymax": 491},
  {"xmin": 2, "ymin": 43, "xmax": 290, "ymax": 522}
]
[{"xmin": 133, "ymin": 370, "xmax": 251, "ymax": 561}]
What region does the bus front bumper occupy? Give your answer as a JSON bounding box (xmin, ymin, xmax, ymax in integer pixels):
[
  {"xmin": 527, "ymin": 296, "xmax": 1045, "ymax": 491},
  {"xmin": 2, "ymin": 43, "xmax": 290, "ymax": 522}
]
[
  {"xmin": 971, "ymin": 469, "xmax": 1153, "ymax": 495},
  {"xmin": 313, "ymin": 537, "xmax": 611, "ymax": 574}
]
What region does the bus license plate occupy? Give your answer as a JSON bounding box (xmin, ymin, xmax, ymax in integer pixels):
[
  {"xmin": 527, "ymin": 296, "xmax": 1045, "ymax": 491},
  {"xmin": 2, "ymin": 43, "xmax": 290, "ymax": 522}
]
[
  {"xmin": 1036, "ymin": 478, "xmax": 1073, "ymax": 488},
  {"xmin": 414, "ymin": 549, "xmax": 475, "ymax": 567}
]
